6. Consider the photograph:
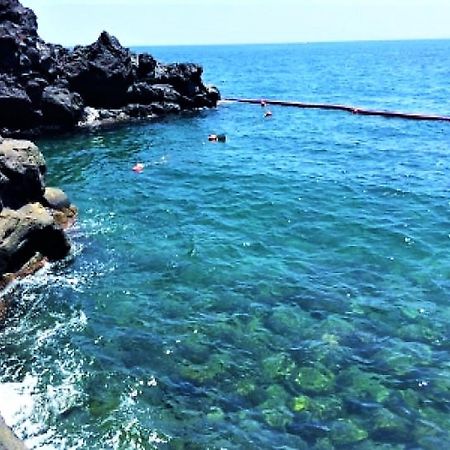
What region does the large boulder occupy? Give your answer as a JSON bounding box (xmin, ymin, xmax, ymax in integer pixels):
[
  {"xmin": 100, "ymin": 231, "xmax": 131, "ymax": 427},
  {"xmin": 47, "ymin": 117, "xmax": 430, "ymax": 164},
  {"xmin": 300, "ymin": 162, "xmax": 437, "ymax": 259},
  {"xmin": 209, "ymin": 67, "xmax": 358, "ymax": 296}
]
[
  {"xmin": 136, "ymin": 53, "xmax": 157, "ymax": 79},
  {"xmin": 0, "ymin": 74, "xmax": 37, "ymax": 129},
  {"xmin": 43, "ymin": 186, "xmax": 70, "ymax": 210},
  {"xmin": 62, "ymin": 31, "xmax": 134, "ymax": 107},
  {"xmin": 41, "ymin": 85, "xmax": 84, "ymax": 126},
  {"xmin": 152, "ymin": 62, "xmax": 203, "ymax": 96},
  {"xmin": 0, "ymin": 138, "xmax": 45, "ymax": 208},
  {"xmin": 126, "ymin": 81, "xmax": 161, "ymax": 104},
  {"xmin": 0, "ymin": 202, "xmax": 70, "ymax": 276}
]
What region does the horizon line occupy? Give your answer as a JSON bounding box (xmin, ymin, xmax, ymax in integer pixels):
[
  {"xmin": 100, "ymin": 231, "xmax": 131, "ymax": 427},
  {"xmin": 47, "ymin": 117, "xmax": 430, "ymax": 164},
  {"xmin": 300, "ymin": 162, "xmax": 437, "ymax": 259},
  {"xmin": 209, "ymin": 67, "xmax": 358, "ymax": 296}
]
[{"xmin": 61, "ymin": 36, "xmax": 450, "ymax": 49}]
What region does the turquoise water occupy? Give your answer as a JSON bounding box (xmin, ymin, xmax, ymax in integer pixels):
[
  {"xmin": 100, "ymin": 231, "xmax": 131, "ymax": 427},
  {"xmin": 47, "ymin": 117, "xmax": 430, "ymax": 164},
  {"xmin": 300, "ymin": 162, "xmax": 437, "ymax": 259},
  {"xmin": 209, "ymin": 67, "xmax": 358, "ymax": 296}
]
[{"xmin": 1, "ymin": 41, "xmax": 450, "ymax": 449}]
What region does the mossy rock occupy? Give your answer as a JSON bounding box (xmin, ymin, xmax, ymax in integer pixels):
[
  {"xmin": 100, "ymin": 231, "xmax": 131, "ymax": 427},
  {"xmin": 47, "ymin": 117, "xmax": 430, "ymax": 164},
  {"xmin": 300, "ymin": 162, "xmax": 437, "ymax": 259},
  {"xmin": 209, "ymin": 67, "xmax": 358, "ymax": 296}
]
[
  {"xmin": 322, "ymin": 333, "xmax": 339, "ymax": 346},
  {"xmin": 261, "ymin": 405, "xmax": 294, "ymax": 429},
  {"xmin": 206, "ymin": 406, "xmax": 225, "ymax": 422},
  {"xmin": 371, "ymin": 408, "xmax": 409, "ymax": 441},
  {"xmin": 291, "ymin": 395, "xmax": 310, "ymax": 412},
  {"xmin": 259, "ymin": 384, "xmax": 290, "ymax": 411},
  {"xmin": 295, "ymin": 365, "xmax": 335, "ymax": 394},
  {"xmin": 236, "ymin": 379, "xmax": 257, "ymax": 396},
  {"xmin": 396, "ymin": 323, "xmax": 442, "ymax": 346},
  {"xmin": 290, "ymin": 394, "xmax": 343, "ymax": 421},
  {"xmin": 265, "ymin": 384, "xmax": 290, "ymax": 403},
  {"xmin": 266, "ymin": 306, "xmax": 314, "ymax": 337},
  {"xmin": 309, "ymin": 396, "xmax": 344, "ymax": 420},
  {"xmin": 373, "ymin": 342, "xmax": 432, "ymax": 376},
  {"xmin": 398, "ymin": 388, "xmax": 420, "ymax": 411},
  {"xmin": 313, "ymin": 438, "xmax": 335, "ymax": 450},
  {"xmin": 338, "ymin": 367, "xmax": 389, "ymax": 403},
  {"xmin": 418, "ymin": 406, "xmax": 450, "ymax": 432},
  {"xmin": 318, "ymin": 316, "xmax": 355, "ymax": 338},
  {"xmin": 88, "ymin": 395, "xmax": 121, "ymax": 417},
  {"xmin": 330, "ymin": 419, "xmax": 368, "ymax": 446},
  {"xmin": 262, "ymin": 353, "xmax": 296, "ymax": 381},
  {"xmin": 178, "ymin": 341, "xmax": 211, "ymax": 365},
  {"xmin": 180, "ymin": 353, "xmax": 228, "ymax": 383}
]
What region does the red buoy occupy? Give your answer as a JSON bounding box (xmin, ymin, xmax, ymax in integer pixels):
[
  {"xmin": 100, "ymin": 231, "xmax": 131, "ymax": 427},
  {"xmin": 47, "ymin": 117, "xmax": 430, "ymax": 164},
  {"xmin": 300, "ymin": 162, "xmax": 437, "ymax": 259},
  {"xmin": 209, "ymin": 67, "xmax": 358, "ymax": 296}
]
[{"xmin": 133, "ymin": 163, "xmax": 144, "ymax": 173}]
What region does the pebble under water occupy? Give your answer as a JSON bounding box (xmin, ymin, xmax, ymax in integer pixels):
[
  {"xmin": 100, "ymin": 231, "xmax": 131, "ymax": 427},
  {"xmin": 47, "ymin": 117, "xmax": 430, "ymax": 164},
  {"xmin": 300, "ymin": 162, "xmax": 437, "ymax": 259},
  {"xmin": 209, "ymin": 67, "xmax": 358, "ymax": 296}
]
[{"xmin": 1, "ymin": 41, "xmax": 450, "ymax": 449}]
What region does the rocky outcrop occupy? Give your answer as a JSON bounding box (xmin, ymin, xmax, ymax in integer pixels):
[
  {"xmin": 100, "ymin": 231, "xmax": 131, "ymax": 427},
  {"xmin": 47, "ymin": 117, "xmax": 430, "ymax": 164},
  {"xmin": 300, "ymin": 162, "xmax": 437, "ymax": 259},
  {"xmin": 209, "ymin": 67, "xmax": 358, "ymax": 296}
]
[
  {"xmin": 0, "ymin": 138, "xmax": 45, "ymax": 208},
  {"xmin": 0, "ymin": 137, "xmax": 74, "ymax": 294},
  {"xmin": 0, "ymin": 0, "xmax": 220, "ymax": 137},
  {"xmin": 0, "ymin": 203, "xmax": 70, "ymax": 274},
  {"xmin": 0, "ymin": 413, "xmax": 27, "ymax": 450},
  {"xmin": 0, "ymin": 0, "xmax": 221, "ymax": 299}
]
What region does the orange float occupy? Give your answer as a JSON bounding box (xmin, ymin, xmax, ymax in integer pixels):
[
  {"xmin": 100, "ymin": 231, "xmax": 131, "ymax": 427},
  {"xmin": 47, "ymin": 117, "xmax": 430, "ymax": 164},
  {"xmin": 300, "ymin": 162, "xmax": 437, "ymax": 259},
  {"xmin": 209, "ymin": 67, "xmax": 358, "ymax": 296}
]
[{"xmin": 132, "ymin": 163, "xmax": 144, "ymax": 173}]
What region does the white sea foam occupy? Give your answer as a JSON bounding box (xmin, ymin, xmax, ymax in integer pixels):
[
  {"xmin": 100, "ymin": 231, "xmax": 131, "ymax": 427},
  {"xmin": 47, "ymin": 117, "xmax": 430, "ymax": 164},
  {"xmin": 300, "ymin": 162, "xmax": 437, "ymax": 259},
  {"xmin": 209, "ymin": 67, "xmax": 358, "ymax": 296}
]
[{"xmin": 0, "ymin": 305, "xmax": 88, "ymax": 449}]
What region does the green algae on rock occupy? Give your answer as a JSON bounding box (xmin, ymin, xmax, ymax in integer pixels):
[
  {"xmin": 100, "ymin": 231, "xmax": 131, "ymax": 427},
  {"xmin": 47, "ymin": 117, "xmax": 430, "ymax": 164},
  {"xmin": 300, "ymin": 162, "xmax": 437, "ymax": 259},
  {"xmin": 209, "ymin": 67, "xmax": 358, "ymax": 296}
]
[
  {"xmin": 295, "ymin": 366, "xmax": 335, "ymax": 394},
  {"xmin": 330, "ymin": 419, "xmax": 369, "ymax": 446}
]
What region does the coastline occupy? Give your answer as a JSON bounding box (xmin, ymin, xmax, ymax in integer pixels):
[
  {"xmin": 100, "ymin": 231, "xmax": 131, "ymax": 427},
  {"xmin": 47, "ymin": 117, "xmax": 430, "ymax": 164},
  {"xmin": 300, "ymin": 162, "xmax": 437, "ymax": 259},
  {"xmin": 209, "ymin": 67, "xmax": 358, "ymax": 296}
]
[
  {"xmin": 0, "ymin": 0, "xmax": 219, "ymax": 446},
  {"xmin": 0, "ymin": 0, "xmax": 218, "ymax": 300}
]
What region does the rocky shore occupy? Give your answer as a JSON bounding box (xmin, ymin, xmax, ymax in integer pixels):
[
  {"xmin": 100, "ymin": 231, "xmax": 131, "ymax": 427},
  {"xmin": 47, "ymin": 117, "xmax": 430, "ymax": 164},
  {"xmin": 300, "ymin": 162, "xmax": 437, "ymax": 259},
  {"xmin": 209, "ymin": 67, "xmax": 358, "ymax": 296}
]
[
  {"xmin": 0, "ymin": 0, "xmax": 219, "ymax": 138},
  {"xmin": 1, "ymin": 0, "xmax": 220, "ymax": 445},
  {"xmin": 0, "ymin": 0, "xmax": 220, "ymax": 297},
  {"xmin": 0, "ymin": 136, "xmax": 76, "ymax": 311}
]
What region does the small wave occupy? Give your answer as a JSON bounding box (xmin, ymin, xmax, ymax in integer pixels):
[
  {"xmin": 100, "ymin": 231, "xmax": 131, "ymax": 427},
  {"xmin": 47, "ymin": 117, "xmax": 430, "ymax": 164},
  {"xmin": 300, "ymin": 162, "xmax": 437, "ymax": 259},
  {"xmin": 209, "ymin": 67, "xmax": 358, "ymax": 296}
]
[{"xmin": 0, "ymin": 309, "xmax": 89, "ymax": 449}]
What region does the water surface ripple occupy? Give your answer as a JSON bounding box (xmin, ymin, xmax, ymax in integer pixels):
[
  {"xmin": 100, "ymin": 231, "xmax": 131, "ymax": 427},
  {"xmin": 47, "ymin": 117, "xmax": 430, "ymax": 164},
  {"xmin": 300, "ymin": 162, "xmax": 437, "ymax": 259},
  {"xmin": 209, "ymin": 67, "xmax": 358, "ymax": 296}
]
[{"xmin": 1, "ymin": 41, "xmax": 450, "ymax": 449}]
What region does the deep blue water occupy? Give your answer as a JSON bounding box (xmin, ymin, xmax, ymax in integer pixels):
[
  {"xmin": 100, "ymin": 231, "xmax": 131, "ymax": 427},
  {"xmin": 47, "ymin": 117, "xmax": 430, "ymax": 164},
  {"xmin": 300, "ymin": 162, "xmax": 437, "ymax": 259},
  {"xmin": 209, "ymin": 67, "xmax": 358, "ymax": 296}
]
[{"xmin": 1, "ymin": 40, "xmax": 450, "ymax": 449}]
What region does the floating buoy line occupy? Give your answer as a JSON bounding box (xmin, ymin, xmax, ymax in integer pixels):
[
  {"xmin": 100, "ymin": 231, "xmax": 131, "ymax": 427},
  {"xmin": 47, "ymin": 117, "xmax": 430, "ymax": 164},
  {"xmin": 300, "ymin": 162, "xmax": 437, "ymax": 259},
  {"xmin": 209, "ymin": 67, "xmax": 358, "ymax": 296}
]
[{"xmin": 224, "ymin": 98, "xmax": 450, "ymax": 123}]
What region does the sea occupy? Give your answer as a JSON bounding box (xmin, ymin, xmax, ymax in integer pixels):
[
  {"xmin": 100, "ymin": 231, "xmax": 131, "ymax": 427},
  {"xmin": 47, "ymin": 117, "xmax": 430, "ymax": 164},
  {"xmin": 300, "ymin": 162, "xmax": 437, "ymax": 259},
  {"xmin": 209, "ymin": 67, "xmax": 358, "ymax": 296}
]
[{"xmin": 1, "ymin": 40, "xmax": 450, "ymax": 449}]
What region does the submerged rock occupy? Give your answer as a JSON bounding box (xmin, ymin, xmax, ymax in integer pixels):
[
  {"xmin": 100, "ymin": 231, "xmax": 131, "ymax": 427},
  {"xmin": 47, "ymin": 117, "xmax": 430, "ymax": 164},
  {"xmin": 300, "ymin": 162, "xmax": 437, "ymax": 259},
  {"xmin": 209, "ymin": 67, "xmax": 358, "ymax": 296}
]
[
  {"xmin": 330, "ymin": 419, "xmax": 368, "ymax": 446},
  {"xmin": 294, "ymin": 365, "xmax": 335, "ymax": 394}
]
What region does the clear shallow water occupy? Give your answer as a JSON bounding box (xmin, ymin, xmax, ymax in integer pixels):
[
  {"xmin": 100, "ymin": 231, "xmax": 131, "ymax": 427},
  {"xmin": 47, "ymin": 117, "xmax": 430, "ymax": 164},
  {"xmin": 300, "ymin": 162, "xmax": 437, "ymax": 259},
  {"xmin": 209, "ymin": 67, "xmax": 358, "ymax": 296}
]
[{"xmin": 1, "ymin": 41, "xmax": 450, "ymax": 449}]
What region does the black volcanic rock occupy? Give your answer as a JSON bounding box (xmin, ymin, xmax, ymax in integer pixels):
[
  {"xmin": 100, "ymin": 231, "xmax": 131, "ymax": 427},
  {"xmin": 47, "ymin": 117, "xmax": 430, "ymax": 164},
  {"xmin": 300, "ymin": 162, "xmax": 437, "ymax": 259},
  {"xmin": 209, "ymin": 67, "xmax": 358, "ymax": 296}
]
[
  {"xmin": 62, "ymin": 31, "xmax": 134, "ymax": 108},
  {"xmin": 0, "ymin": 74, "xmax": 37, "ymax": 129},
  {"xmin": 136, "ymin": 53, "xmax": 157, "ymax": 79},
  {"xmin": 41, "ymin": 85, "xmax": 84, "ymax": 126},
  {"xmin": 0, "ymin": 0, "xmax": 221, "ymax": 298},
  {"xmin": 0, "ymin": 0, "xmax": 38, "ymax": 37},
  {"xmin": 0, "ymin": 0, "xmax": 220, "ymax": 136},
  {"xmin": 0, "ymin": 0, "xmax": 39, "ymax": 73}
]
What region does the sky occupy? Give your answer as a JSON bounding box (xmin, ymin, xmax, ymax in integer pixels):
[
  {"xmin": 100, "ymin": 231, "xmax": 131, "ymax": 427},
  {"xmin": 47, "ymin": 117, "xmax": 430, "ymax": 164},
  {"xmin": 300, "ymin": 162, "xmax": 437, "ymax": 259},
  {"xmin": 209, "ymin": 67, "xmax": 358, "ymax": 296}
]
[{"xmin": 22, "ymin": 0, "xmax": 450, "ymax": 47}]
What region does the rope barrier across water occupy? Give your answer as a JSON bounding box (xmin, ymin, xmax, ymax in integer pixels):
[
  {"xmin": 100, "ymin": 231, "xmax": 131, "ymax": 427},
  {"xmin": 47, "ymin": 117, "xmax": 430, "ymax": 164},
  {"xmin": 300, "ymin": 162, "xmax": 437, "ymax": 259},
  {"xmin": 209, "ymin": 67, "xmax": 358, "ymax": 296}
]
[{"xmin": 224, "ymin": 98, "xmax": 450, "ymax": 123}]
